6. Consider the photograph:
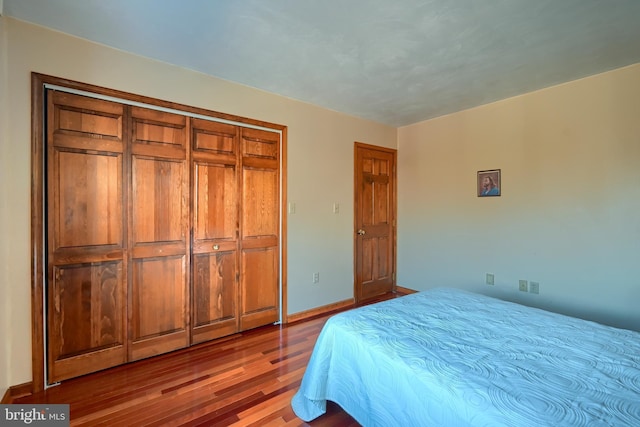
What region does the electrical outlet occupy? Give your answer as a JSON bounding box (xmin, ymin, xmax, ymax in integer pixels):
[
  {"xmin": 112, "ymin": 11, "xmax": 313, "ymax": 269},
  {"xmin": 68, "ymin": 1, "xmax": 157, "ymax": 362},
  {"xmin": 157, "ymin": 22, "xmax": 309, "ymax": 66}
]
[
  {"xmin": 529, "ymin": 281, "xmax": 539, "ymax": 294},
  {"xmin": 519, "ymin": 280, "xmax": 528, "ymax": 292},
  {"xmin": 485, "ymin": 273, "xmax": 494, "ymax": 285},
  {"xmin": 312, "ymin": 272, "xmax": 320, "ymax": 284}
]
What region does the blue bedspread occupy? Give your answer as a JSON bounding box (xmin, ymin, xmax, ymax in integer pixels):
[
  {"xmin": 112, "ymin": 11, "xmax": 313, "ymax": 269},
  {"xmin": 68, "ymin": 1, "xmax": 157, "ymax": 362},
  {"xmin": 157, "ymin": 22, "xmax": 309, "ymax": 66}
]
[{"xmin": 291, "ymin": 288, "xmax": 640, "ymax": 426}]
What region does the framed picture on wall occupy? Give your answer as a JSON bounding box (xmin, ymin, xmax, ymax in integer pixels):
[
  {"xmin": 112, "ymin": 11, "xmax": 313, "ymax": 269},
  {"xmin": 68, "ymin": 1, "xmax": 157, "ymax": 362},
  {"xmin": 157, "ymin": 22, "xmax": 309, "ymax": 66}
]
[{"xmin": 477, "ymin": 169, "xmax": 501, "ymax": 197}]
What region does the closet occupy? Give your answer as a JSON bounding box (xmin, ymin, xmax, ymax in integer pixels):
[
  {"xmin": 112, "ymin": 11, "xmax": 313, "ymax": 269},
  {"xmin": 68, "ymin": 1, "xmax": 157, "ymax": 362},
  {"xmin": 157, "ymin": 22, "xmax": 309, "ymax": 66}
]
[{"xmin": 44, "ymin": 85, "xmax": 281, "ymax": 383}]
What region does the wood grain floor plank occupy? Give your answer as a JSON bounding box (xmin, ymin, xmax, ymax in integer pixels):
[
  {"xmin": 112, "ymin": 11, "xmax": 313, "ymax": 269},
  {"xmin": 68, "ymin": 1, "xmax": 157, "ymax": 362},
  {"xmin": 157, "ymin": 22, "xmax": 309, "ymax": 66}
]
[{"xmin": 234, "ymin": 388, "xmax": 299, "ymax": 426}]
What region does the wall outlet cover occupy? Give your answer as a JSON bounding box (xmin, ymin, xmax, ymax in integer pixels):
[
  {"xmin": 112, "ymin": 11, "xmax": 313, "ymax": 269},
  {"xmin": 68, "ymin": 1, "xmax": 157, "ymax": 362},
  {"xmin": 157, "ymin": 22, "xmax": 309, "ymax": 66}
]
[
  {"xmin": 530, "ymin": 281, "xmax": 540, "ymax": 294},
  {"xmin": 519, "ymin": 279, "xmax": 528, "ymax": 292}
]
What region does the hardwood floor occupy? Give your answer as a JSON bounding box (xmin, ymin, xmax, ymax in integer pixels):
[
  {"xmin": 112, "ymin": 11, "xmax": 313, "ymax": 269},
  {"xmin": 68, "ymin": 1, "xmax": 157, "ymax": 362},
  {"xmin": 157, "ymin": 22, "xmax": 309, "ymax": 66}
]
[{"xmin": 15, "ymin": 292, "xmax": 408, "ymax": 426}]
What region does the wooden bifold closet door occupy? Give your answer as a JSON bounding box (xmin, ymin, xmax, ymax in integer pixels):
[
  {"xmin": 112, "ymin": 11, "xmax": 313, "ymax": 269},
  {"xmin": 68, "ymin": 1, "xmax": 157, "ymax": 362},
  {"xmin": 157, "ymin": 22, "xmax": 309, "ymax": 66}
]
[
  {"xmin": 128, "ymin": 106, "xmax": 190, "ymax": 361},
  {"xmin": 45, "ymin": 89, "xmax": 280, "ymax": 383},
  {"xmin": 239, "ymin": 128, "xmax": 280, "ymax": 331},
  {"xmin": 46, "ymin": 92, "xmax": 127, "ymax": 383},
  {"xmin": 191, "ymin": 119, "xmax": 239, "ymax": 344}
]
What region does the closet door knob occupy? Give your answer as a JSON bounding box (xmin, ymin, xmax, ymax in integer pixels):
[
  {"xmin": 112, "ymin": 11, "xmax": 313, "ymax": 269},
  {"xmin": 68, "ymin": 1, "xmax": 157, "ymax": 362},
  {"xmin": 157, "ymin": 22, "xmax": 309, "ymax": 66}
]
[
  {"xmin": 357, "ymin": 229, "xmax": 366, "ymax": 236},
  {"xmin": 213, "ymin": 244, "xmax": 219, "ymax": 250}
]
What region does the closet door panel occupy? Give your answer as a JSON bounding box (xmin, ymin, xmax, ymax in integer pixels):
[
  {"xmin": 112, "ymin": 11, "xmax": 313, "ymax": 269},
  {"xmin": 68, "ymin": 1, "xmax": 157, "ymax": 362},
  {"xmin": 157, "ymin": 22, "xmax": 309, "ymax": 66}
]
[
  {"xmin": 46, "ymin": 91, "xmax": 127, "ymax": 383},
  {"xmin": 240, "ymin": 247, "xmax": 278, "ymax": 329},
  {"xmin": 192, "ymin": 252, "xmax": 237, "ymax": 343},
  {"xmin": 132, "ymin": 157, "xmax": 186, "ymax": 245},
  {"xmin": 48, "ymin": 262, "xmax": 125, "ymax": 383},
  {"xmin": 191, "ymin": 119, "xmax": 240, "ymax": 343},
  {"xmin": 242, "ymin": 128, "xmax": 278, "ymax": 159},
  {"xmin": 242, "ymin": 168, "xmax": 278, "ymax": 238},
  {"xmin": 239, "ymin": 129, "xmax": 280, "ymax": 329},
  {"xmin": 53, "ymin": 92, "xmax": 122, "ymax": 139},
  {"xmin": 52, "ymin": 150, "xmax": 122, "ymax": 251},
  {"xmin": 131, "ymin": 257, "xmax": 186, "ymax": 337},
  {"xmin": 129, "ymin": 108, "xmax": 189, "ymax": 361},
  {"xmin": 192, "ymin": 179, "xmax": 238, "ymax": 343},
  {"xmin": 192, "ymin": 119, "xmax": 236, "ymax": 156},
  {"xmin": 193, "ymin": 163, "xmax": 237, "ymax": 242},
  {"xmin": 130, "ymin": 256, "xmax": 187, "ymax": 359},
  {"xmin": 131, "ymin": 106, "xmax": 186, "ymax": 159}
]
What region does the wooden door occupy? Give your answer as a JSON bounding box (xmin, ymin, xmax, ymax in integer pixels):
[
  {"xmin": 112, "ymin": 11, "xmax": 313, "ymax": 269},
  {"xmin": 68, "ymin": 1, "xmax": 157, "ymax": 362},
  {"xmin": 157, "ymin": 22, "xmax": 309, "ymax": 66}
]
[
  {"xmin": 46, "ymin": 91, "xmax": 127, "ymax": 383},
  {"xmin": 129, "ymin": 107, "xmax": 190, "ymax": 361},
  {"xmin": 191, "ymin": 119, "xmax": 240, "ymax": 344},
  {"xmin": 239, "ymin": 128, "xmax": 280, "ymax": 330},
  {"xmin": 354, "ymin": 143, "xmax": 397, "ymax": 302}
]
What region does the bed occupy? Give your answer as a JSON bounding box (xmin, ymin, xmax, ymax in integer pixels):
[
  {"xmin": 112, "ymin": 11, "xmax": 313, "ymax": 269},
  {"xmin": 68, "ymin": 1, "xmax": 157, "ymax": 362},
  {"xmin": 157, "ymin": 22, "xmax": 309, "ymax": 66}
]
[{"xmin": 291, "ymin": 288, "xmax": 640, "ymax": 426}]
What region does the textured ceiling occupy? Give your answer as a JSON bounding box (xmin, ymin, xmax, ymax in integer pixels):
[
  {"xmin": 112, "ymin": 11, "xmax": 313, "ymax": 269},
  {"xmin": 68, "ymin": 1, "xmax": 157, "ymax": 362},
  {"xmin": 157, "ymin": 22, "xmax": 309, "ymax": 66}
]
[{"xmin": 3, "ymin": 0, "xmax": 640, "ymax": 127}]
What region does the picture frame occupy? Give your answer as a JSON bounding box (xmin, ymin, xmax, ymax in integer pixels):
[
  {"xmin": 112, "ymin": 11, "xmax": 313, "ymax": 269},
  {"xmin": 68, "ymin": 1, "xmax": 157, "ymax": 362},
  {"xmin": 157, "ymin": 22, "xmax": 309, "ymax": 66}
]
[{"xmin": 477, "ymin": 169, "xmax": 501, "ymax": 197}]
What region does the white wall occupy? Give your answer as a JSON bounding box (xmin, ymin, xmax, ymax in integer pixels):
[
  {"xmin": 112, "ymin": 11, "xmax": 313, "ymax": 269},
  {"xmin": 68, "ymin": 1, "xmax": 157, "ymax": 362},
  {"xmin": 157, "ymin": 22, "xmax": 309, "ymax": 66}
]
[
  {"xmin": 0, "ymin": 15, "xmax": 10, "ymax": 399},
  {"xmin": 1, "ymin": 18, "xmax": 397, "ymax": 389},
  {"xmin": 398, "ymin": 63, "xmax": 640, "ymax": 331}
]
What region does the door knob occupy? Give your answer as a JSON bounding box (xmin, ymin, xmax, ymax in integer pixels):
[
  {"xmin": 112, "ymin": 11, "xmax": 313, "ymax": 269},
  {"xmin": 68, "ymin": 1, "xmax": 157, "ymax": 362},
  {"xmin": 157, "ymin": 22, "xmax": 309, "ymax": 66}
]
[
  {"xmin": 357, "ymin": 229, "xmax": 366, "ymax": 236},
  {"xmin": 213, "ymin": 244, "xmax": 219, "ymax": 250}
]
